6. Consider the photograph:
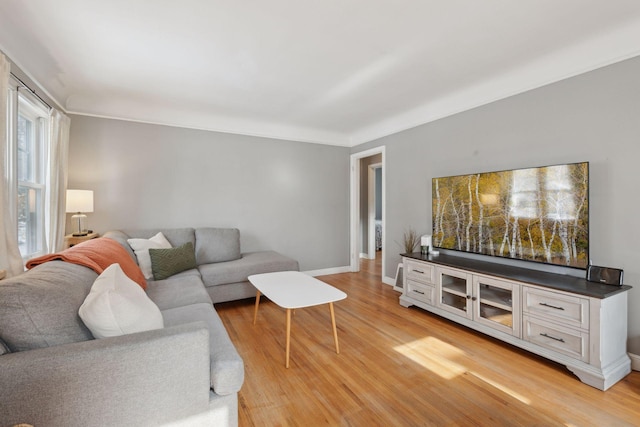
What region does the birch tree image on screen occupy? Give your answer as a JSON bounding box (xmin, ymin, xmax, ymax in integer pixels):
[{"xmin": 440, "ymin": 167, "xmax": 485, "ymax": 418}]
[{"xmin": 432, "ymin": 163, "xmax": 589, "ymax": 268}]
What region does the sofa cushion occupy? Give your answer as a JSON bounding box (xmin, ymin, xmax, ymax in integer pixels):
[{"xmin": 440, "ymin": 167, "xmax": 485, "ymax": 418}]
[
  {"xmin": 195, "ymin": 228, "xmax": 241, "ymax": 264},
  {"xmin": 162, "ymin": 303, "xmax": 244, "ymax": 395},
  {"xmin": 149, "ymin": 242, "xmax": 197, "ymax": 280},
  {"xmin": 128, "ymin": 232, "xmax": 173, "ymax": 280},
  {"xmin": 198, "ymin": 251, "xmax": 299, "ymax": 287},
  {"xmin": 0, "ymin": 262, "xmax": 96, "ymax": 352},
  {"xmin": 79, "ymin": 264, "xmax": 164, "ymax": 339},
  {"xmin": 146, "ymin": 273, "xmax": 211, "ymax": 310}
]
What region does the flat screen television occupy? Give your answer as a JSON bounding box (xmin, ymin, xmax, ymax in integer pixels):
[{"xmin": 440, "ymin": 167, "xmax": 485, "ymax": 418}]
[{"xmin": 432, "ymin": 162, "xmax": 589, "ymax": 269}]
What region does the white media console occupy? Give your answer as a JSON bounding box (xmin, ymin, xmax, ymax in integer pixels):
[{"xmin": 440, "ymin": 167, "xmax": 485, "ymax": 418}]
[{"xmin": 399, "ymin": 252, "xmax": 631, "ymax": 390}]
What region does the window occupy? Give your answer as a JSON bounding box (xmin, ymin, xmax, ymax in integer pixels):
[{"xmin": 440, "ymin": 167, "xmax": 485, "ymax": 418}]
[{"xmin": 11, "ymin": 90, "xmax": 49, "ymax": 259}]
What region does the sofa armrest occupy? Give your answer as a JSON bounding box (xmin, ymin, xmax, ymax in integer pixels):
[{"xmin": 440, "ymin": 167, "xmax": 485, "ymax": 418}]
[{"xmin": 0, "ymin": 323, "xmax": 211, "ymax": 427}]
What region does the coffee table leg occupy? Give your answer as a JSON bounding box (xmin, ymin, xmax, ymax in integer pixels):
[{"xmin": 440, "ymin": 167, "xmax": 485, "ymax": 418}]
[
  {"xmin": 286, "ymin": 308, "xmax": 292, "ymax": 368},
  {"xmin": 253, "ymin": 291, "xmax": 261, "ymax": 325},
  {"xmin": 329, "ymin": 302, "xmax": 340, "ymax": 354}
]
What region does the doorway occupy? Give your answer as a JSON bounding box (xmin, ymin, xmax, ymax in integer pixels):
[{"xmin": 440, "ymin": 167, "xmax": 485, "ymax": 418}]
[
  {"xmin": 350, "ymin": 146, "xmax": 385, "ymax": 281},
  {"xmin": 367, "ymin": 162, "xmax": 382, "ymax": 259}
]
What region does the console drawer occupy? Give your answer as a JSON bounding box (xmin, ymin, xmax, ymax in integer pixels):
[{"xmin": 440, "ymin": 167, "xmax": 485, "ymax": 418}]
[
  {"xmin": 406, "ymin": 280, "xmax": 435, "ymax": 305},
  {"xmin": 405, "ymin": 260, "xmax": 434, "ymax": 284},
  {"xmin": 523, "ymin": 286, "xmax": 589, "ymax": 330},
  {"xmin": 523, "ymin": 316, "xmax": 589, "ymax": 362}
]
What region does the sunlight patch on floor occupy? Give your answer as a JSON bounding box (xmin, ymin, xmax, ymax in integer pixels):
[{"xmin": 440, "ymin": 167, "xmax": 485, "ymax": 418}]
[
  {"xmin": 394, "ymin": 336, "xmax": 467, "ymax": 380},
  {"xmin": 469, "ymin": 371, "xmax": 531, "ymax": 404},
  {"xmin": 395, "ymin": 336, "xmax": 532, "ymax": 405}
]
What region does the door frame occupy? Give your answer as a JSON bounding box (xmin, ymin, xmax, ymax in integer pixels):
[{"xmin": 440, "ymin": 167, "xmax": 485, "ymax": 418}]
[{"xmin": 350, "ymin": 146, "xmax": 385, "ymax": 279}]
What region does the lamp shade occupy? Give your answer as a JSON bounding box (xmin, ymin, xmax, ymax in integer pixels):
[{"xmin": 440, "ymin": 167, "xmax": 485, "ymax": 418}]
[{"xmin": 66, "ymin": 189, "xmax": 94, "ymax": 213}]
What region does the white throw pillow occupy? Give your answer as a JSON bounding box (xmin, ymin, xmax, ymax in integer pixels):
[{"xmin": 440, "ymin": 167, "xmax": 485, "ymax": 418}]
[
  {"xmin": 79, "ymin": 263, "xmax": 164, "ymax": 339},
  {"xmin": 127, "ymin": 232, "xmax": 172, "ymax": 280}
]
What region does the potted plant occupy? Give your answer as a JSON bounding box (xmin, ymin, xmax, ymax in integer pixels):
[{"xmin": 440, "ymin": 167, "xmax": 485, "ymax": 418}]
[{"xmin": 402, "ymin": 228, "xmax": 420, "ymax": 254}]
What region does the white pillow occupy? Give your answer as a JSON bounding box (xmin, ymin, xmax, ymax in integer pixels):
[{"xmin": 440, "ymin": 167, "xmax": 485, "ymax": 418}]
[
  {"xmin": 79, "ymin": 263, "xmax": 164, "ymax": 339},
  {"xmin": 127, "ymin": 232, "xmax": 172, "ymax": 280}
]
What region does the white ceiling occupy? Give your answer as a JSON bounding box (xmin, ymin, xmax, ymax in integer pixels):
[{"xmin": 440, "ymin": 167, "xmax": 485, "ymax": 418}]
[{"xmin": 2, "ymin": 1, "xmax": 640, "ymax": 147}]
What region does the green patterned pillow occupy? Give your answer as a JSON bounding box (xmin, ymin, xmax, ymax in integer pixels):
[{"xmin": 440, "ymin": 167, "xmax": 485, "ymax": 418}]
[{"xmin": 149, "ymin": 242, "xmax": 197, "ymax": 280}]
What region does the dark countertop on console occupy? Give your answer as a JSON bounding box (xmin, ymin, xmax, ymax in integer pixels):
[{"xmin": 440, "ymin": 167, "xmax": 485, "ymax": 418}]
[{"xmin": 401, "ymin": 252, "xmax": 631, "ymax": 299}]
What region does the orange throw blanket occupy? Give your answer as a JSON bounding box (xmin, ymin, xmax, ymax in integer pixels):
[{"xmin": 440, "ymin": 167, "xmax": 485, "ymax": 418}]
[{"xmin": 26, "ymin": 237, "xmax": 147, "ymax": 289}]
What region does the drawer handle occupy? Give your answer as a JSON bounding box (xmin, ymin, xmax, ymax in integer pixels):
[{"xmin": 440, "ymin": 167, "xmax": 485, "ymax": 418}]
[
  {"xmin": 413, "ymin": 289, "xmax": 425, "ymax": 295},
  {"xmin": 540, "ymin": 333, "xmax": 565, "ymax": 343},
  {"xmin": 413, "ymin": 269, "xmax": 425, "ymax": 274},
  {"xmin": 539, "ymin": 302, "xmax": 565, "ymax": 311}
]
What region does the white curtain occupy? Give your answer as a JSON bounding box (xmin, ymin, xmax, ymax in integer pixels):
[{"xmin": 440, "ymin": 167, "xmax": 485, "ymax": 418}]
[
  {"xmin": 0, "ymin": 53, "xmax": 23, "ymax": 276},
  {"xmin": 46, "ymin": 109, "xmax": 70, "ymax": 253}
]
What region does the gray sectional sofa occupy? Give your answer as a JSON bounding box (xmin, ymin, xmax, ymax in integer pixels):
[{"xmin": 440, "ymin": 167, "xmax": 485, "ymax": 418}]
[
  {"xmin": 105, "ymin": 228, "xmax": 299, "ymax": 304},
  {"xmin": 0, "ymin": 227, "xmax": 299, "ymax": 427}
]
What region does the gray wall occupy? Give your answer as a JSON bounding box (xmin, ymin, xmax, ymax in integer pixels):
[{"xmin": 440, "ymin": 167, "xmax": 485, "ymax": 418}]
[
  {"xmin": 67, "ymin": 116, "xmax": 350, "ymax": 272},
  {"xmin": 352, "ymin": 55, "xmax": 640, "ymax": 354}
]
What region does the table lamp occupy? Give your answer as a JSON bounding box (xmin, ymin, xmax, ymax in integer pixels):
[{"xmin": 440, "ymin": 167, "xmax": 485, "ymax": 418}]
[{"xmin": 66, "ymin": 189, "xmax": 94, "ymax": 236}]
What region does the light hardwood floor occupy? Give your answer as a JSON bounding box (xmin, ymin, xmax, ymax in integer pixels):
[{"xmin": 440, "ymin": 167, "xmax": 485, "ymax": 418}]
[{"xmin": 216, "ymin": 253, "xmax": 640, "ymax": 426}]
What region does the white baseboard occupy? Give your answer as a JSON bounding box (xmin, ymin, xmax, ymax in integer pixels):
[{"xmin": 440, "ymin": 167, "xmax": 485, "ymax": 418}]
[
  {"xmin": 382, "ymin": 276, "xmax": 395, "ymax": 286},
  {"xmin": 629, "ymin": 352, "xmax": 640, "ymax": 371},
  {"xmin": 303, "ymin": 266, "xmax": 351, "ymax": 277},
  {"xmin": 359, "ymin": 252, "xmax": 376, "ymax": 260},
  {"xmin": 303, "ymin": 269, "xmax": 396, "ymax": 285}
]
